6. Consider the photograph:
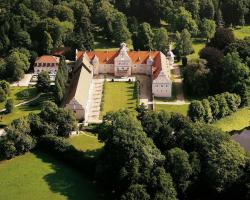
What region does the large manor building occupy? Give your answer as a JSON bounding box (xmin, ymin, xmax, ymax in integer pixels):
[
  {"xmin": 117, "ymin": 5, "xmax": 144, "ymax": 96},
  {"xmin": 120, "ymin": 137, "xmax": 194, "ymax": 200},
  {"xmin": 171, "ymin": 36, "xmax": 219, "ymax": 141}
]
[
  {"xmin": 65, "ymin": 43, "xmax": 174, "ymax": 121},
  {"xmin": 34, "ymin": 55, "xmax": 60, "ymax": 74}
]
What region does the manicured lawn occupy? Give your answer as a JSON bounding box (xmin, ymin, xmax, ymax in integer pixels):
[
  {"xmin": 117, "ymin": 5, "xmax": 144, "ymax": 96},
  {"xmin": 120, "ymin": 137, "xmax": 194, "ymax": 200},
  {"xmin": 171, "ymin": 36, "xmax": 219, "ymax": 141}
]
[
  {"xmin": 0, "ymin": 151, "xmax": 102, "ymax": 200},
  {"xmin": 0, "ymin": 86, "xmax": 38, "ymax": 110},
  {"xmin": 0, "ymin": 93, "xmax": 52, "ymax": 127},
  {"xmin": 234, "ymin": 26, "xmax": 250, "ymax": 39},
  {"xmin": 187, "ymin": 38, "xmax": 206, "ymax": 61},
  {"xmin": 101, "ymin": 82, "xmax": 137, "ymax": 116},
  {"xmin": 154, "ymin": 104, "xmax": 189, "ymax": 116},
  {"xmin": 68, "ymin": 132, "xmax": 104, "ymax": 157},
  {"xmin": 212, "ymin": 107, "xmax": 250, "ymax": 132}
]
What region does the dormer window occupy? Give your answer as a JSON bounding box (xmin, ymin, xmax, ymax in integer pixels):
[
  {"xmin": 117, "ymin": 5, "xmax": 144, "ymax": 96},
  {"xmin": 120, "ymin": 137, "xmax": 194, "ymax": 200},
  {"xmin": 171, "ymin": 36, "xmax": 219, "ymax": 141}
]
[{"xmin": 137, "ymin": 57, "xmax": 141, "ymax": 61}]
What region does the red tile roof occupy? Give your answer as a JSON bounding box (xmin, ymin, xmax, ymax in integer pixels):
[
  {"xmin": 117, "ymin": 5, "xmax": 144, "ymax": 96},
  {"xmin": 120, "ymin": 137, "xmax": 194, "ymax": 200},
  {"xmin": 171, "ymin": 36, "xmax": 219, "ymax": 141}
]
[
  {"xmin": 76, "ymin": 50, "xmax": 163, "ymax": 79},
  {"xmin": 35, "ymin": 55, "xmax": 59, "ymax": 64}
]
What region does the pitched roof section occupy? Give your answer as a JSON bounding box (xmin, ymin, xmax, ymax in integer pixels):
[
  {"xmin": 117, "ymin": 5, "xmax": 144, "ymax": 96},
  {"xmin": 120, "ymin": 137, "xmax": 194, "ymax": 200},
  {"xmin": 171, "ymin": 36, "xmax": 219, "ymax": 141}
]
[
  {"xmin": 76, "ymin": 49, "xmax": 163, "ymax": 80},
  {"xmin": 35, "ymin": 55, "xmax": 60, "ymax": 64}
]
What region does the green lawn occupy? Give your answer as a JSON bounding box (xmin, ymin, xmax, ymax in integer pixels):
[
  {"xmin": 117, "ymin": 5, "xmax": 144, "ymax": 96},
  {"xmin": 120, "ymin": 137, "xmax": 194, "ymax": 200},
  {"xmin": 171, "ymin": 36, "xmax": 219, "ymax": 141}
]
[
  {"xmin": 212, "ymin": 107, "xmax": 250, "ymax": 132},
  {"xmin": 68, "ymin": 132, "xmax": 104, "ymax": 157},
  {"xmin": 0, "ymin": 86, "xmax": 38, "ymax": 110},
  {"xmin": 187, "ymin": 38, "xmax": 206, "ymax": 61},
  {"xmin": 101, "ymin": 82, "xmax": 137, "ymax": 116},
  {"xmin": 0, "ymin": 151, "xmax": 102, "ymax": 200},
  {"xmin": 154, "ymin": 104, "xmax": 189, "ymax": 116},
  {"xmin": 0, "ymin": 93, "xmax": 52, "ymax": 127},
  {"xmin": 234, "ymin": 26, "xmax": 250, "ymax": 39}
]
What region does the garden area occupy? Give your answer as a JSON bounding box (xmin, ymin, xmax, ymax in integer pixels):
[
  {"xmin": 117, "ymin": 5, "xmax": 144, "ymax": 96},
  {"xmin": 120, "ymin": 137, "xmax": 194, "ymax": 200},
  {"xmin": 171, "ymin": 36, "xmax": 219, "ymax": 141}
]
[
  {"xmin": 0, "ymin": 151, "xmax": 102, "ymax": 200},
  {"xmin": 68, "ymin": 132, "xmax": 104, "ymax": 158},
  {"xmin": 0, "ymin": 90, "xmax": 52, "ymax": 127},
  {"xmin": 101, "ymin": 82, "xmax": 137, "ymax": 116},
  {"xmin": 154, "ymin": 104, "xmax": 189, "ymax": 116}
]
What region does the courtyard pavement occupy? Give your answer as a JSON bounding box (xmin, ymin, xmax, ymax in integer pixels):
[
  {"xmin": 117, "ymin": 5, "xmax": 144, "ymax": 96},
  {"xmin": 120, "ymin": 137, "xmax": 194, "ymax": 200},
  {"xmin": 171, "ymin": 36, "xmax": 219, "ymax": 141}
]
[
  {"xmin": 11, "ymin": 73, "xmax": 34, "ymax": 87},
  {"xmin": 87, "ymin": 78, "xmax": 104, "ymax": 124}
]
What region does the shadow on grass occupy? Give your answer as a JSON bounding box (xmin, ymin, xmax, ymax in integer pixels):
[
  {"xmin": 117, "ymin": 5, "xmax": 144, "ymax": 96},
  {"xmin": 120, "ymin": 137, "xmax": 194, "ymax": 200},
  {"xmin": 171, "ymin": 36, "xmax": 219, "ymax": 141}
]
[
  {"xmin": 15, "ymin": 87, "xmax": 38, "ymax": 101},
  {"xmin": 33, "ymin": 150, "xmax": 105, "ymax": 200}
]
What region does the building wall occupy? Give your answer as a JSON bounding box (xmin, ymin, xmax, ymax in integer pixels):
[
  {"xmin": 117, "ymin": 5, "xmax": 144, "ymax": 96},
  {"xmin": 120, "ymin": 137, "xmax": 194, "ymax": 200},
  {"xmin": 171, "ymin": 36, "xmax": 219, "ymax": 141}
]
[
  {"xmin": 66, "ymin": 99, "xmax": 85, "ymax": 121},
  {"xmin": 152, "ymin": 82, "xmax": 172, "ymax": 97},
  {"xmin": 34, "ymin": 66, "xmax": 58, "ymax": 74}
]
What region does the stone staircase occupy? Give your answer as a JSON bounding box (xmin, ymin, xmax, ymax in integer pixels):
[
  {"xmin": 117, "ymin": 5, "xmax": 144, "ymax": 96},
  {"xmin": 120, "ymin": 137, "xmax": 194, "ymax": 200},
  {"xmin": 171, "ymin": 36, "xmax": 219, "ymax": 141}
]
[{"xmin": 87, "ymin": 79, "xmax": 104, "ymax": 123}]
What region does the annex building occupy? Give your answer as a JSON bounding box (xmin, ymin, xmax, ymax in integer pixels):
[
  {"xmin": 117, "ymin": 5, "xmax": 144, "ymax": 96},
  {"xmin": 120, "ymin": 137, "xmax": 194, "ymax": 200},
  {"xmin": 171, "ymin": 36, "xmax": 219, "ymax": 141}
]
[{"xmin": 65, "ymin": 43, "xmax": 174, "ymax": 122}]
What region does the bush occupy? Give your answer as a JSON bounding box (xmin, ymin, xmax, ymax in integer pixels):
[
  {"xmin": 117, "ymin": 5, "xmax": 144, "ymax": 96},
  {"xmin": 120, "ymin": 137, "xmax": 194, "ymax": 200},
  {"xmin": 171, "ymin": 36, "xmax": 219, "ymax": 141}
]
[
  {"xmin": 202, "ymin": 99, "xmax": 213, "ymax": 123},
  {"xmin": 5, "ymin": 99, "xmax": 14, "ymax": 113},
  {"xmin": 0, "ymin": 88, "xmax": 7, "ymax": 102},
  {"xmin": 188, "ymin": 100, "xmax": 205, "ymax": 122},
  {"xmin": 182, "ymin": 57, "xmax": 188, "ymax": 66}
]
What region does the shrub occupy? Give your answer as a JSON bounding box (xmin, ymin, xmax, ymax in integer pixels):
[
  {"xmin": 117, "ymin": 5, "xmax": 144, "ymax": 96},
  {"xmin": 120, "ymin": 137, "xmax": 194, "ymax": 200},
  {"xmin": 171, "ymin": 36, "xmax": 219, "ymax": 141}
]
[
  {"xmin": 5, "ymin": 99, "xmax": 14, "ymax": 113},
  {"xmin": 202, "ymin": 99, "xmax": 213, "ymax": 123},
  {"xmin": 208, "ymin": 96, "xmax": 220, "ymax": 120},
  {"xmin": 215, "ymin": 94, "xmax": 231, "ymax": 118},
  {"xmin": 0, "ymin": 88, "xmax": 7, "ymax": 102},
  {"xmin": 188, "ymin": 100, "xmax": 205, "ymax": 122}
]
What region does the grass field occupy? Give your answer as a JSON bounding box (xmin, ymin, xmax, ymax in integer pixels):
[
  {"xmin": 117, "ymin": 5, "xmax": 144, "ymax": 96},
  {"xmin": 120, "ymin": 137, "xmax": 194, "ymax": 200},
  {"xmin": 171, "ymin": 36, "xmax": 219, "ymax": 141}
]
[
  {"xmin": 0, "ymin": 151, "xmax": 102, "ymax": 200},
  {"xmin": 234, "ymin": 26, "xmax": 250, "ymax": 39},
  {"xmin": 154, "ymin": 104, "xmax": 189, "ymax": 116},
  {"xmin": 0, "ymin": 86, "xmax": 38, "ymax": 110},
  {"xmin": 212, "ymin": 107, "xmax": 250, "ymax": 132},
  {"xmin": 101, "ymin": 82, "xmax": 137, "ymax": 116},
  {"xmin": 187, "ymin": 38, "xmax": 206, "ymax": 61},
  {"xmin": 0, "ymin": 93, "xmax": 52, "ymax": 127},
  {"xmin": 68, "ymin": 132, "xmax": 104, "ymax": 157}
]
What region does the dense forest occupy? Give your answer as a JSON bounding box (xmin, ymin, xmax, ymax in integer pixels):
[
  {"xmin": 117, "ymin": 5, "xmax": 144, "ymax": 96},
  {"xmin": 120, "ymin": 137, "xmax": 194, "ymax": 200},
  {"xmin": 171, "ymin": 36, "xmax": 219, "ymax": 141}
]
[{"xmin": 1, "ymin": 0, "xmax": 250, "ymax": 77}]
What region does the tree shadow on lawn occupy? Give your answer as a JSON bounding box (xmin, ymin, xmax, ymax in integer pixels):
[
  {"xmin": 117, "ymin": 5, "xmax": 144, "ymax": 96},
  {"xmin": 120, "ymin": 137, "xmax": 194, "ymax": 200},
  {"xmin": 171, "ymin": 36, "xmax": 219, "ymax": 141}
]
[{"xmin": 33, "ymin": 150, "xmax": 104, "ymax": 200}]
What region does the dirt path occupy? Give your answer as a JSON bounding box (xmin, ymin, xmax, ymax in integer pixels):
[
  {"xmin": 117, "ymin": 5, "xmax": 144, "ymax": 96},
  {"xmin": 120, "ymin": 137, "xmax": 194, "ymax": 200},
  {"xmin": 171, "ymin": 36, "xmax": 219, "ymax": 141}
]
[
  {"xmin": 0, "ymin": 93, "xmax": 43, "ymax": 113},
  {"xmin": 171, "ymin": 64, "xmax": 185, "ymax": 102}
]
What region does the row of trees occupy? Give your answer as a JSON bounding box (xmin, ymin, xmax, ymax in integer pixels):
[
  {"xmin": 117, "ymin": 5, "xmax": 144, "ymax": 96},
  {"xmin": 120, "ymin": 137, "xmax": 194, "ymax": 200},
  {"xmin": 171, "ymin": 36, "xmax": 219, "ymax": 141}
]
[
  {"xmin": 97, "ymin": 108, "xmax": 250, "ymax": 199},
  {"xmin": 188, "ymin": 92, "xmax": 241, "ymax": 122},
  {"xmin": 0, "ymin": 101, "xmax": 77, "ymax": 160}
]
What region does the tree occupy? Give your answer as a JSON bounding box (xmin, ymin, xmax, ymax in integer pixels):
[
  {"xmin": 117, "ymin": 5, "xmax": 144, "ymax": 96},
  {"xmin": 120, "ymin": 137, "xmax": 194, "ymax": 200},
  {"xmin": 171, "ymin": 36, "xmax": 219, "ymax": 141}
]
[
  {"xmin": 199, "ymin": 0, "xmax": 215, "ymax": 20},
  {"xmin": 188, "ymin": 100, "xmax": 205, "ymax": 122},
  {"xmin": 171, "ymin": 7, "xmax": 198, "ymax": 36},
  {"xmin": 5, "ymin": 99, "xmax": 14, "ymax": 113},
  {"xmin": 133, "ymin": 22, "xmax": 154, "ymax": 50},
  {"xmin": 183, "ymin": 59, "xmax": 210, "ymax": 96},
  {"xmin": 185, "ymin": 0, "xmax": 200, "ymax": 21},
  {"xmin": 221, "ymin": 52, "xmax": 249, "ymax": 93},
  {"xmin": 52, "ymin": 5, "xmax": 74, "ymax": 22},
  {"xmin": 5, "ymin": 50, "xmax": 30, "ymax": 81},
  {"xmin": 175, "ymin": 29, "xmax": 194, "ymax": 59},
  {"xmin": 202, "ymin": 99, "xmax": 213, "ymax": 123},
  {"xmin": 41, "ymin": 31, "xmax": 53, "ymax": 54},
  {"xmin": 221, "ymin": 0, "xmax": 248, "ymax": 26},
  {"xmin": 215, "ymin": 94, "xmax": 231, "ymax": 118},
  {"xmin": 112, "ymin": 12, "xmax": 131, "ymax": 45},
  {"xmin": 153, "ymin": 28, "xmax": 169, "ymax": 52},
  {"xmin": 166, "ymin": 148, "xmax": 193, "ymax": 195},
  {"xmin": 36, "ymin": 71, "xmax": 50, "ymax": 93},
  {"xmin": 201, "ymin": 19, "xmax": 216, "ymax": 41},
  {"xmin": 121, "ymin": 184, "xmax": 150, "ymax": 200},
  {"xmin": 208, "ymin": 27, "xmax": 235, "ymax": 50},
  {"xmin": 208, "ymin": 96, "xmax": 220, "ymax": 120},
  {"xmin": 0, "ymin": 88, "xmax": 7, "ymax": 102},
  {"xmin": 14, "ymin": 31, "xmax": 31, "ymax": 48}
]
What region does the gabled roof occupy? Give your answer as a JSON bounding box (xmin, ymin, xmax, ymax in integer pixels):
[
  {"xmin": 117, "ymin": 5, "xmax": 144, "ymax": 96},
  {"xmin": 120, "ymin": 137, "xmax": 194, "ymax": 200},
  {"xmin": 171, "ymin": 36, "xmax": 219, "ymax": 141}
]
[
  {"xmin": 65, "ymin": 62, "xmax": 92, "ymax": 109},
  {"xmin": 35, "ymin": 55, "xmax": 60, "ymax": 64}
]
